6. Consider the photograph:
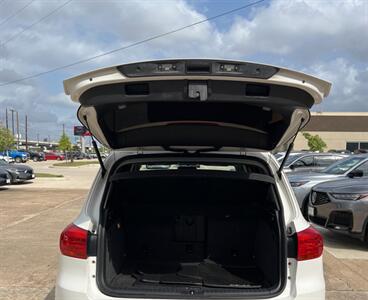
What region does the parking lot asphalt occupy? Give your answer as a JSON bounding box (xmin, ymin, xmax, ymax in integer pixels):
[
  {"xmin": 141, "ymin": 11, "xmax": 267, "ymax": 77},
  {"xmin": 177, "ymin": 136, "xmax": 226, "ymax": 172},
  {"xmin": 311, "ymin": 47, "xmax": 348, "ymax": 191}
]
[{"xmin": 0, "ymin": 161, "xmax": 367, "ymax": 300}]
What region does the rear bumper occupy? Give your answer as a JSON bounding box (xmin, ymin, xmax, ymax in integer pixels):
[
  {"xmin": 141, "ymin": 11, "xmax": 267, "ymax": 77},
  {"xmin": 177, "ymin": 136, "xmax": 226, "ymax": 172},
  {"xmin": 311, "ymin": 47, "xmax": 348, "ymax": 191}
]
[
  {"xmin": 56, "ymin": 287, "xmax": 324, "ymax": 300},
  {"xmin": 56, "ymin": 256, "xmax": 325, "ymax": 300}
]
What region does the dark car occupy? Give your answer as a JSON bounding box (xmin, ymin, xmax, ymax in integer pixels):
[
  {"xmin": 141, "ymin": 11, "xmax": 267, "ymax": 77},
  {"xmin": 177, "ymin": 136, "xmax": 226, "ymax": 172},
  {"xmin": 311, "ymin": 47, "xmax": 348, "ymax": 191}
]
[
  {"xmin": 0, "ymin": 168, "xmax": 11, "ymax": 186},
  {"xmin": 0, "ymin": 160, "xmax": 35, "ymax": 183},
  {"xmin": 19, "ymin": 150, "xmax": 46, "ymax": 162},
  {"xmin": 72, "ymin": 151, "xmax": 91, "ymax": 160},
  {"xmin": 29, "ymin": 151, "xmax": 46, "ymax": 162},
  {"xmin": 308, "ymin": 178, "xmax": 368, "ymax": 242}
]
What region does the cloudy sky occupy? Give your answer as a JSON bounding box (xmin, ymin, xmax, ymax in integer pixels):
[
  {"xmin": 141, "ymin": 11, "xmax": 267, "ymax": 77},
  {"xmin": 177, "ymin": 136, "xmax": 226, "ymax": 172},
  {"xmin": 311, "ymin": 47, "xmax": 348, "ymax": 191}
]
[{"xmin": 0, "ymin": 0, "xmax": 367, "ymax": 142}]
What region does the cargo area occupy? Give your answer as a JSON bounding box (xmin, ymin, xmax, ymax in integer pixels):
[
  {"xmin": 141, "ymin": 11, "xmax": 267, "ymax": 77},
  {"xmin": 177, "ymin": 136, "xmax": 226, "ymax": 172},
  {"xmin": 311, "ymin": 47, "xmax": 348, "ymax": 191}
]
[{"xmin": 97, "ymin": 162, "xmax": 286, "ymax": 297}]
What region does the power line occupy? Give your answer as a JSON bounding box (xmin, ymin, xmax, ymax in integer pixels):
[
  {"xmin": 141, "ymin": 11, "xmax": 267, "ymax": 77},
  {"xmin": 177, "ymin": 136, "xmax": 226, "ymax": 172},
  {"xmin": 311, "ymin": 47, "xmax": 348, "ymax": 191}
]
[
  {"xmin": 1, "ymin": 0, "xmax": 73, "ymax": 47},
  {"xmin": 0, "ymin": 0, "xmax": 265, "ymax": 87},
  {"xmin": 0, "ymin": 0, "xmax": 35, "ymax": 28}
]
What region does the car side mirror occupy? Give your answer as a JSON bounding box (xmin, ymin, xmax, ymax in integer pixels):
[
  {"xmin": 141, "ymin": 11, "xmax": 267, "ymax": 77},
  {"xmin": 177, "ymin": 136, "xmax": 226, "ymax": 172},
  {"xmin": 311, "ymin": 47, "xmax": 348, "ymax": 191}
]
[
  {"xmin": 347, "ymin": 169, "xmax": 363, "ymax": 178},
  {"xmin": 289, "ymin": 164, "xmax": 295, "ymax": 170}
]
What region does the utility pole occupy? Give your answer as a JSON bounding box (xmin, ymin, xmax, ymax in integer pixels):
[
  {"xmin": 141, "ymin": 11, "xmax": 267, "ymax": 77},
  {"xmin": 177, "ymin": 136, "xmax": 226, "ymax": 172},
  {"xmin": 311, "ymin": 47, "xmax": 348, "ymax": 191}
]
[
  {"xmin": 9, "ymin": 108, "xmax": 15, "ymax": 136},
  {"xmin": 5, "ymin": 108, "xmax": 8, "ymax": 130},
  {"xmin": 16, "ymin": 111, "xmax": 19, "ymax": 149},
  {"xmin": 25, "ymin": 115, "xmax": 28, "ymax": 151},
  {"xmin": 37, "ymin": 133, "xmax": 39, "ymax": 146},
  {"xmin": 63, "ymin": 123, "xmax": 65, "ymax": 135}
]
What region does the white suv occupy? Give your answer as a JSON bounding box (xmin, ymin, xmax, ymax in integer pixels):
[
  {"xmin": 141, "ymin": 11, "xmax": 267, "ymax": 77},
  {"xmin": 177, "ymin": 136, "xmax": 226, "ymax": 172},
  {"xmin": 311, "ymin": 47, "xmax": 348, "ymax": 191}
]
[{"xmin": 56, "ymin": 59, "xmax": 328, "ymax": 300}]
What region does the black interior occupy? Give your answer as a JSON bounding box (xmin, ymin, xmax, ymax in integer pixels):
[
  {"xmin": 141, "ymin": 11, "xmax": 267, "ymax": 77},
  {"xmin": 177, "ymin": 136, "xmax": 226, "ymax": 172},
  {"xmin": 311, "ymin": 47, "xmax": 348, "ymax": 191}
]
[
  {"xmin": 79, "ymin": 79, "xmax": 311, "ymax": 150},
  {"xmin": 99, "ymin": 170, "xmax": 284, "ymax": 296}
]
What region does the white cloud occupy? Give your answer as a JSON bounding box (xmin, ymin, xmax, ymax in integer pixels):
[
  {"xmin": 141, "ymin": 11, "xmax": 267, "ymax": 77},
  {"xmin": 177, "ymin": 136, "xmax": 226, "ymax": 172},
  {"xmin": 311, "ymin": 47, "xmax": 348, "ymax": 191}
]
[
  {"xmin": 310, "ymin": 58, "xmax": 368, "ymax": 112},
  {"xmin": 222, "ymin": 0, "xmax": 368, "ymax": 62},
  {"xmin": 0, "ymin": 0, "xmax": 367, "ymax": 140}
]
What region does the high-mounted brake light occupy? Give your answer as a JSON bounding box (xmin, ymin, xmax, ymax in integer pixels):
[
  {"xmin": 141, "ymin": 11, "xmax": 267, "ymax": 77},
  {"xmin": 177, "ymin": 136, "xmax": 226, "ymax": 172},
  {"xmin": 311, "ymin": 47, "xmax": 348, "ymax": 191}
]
[
  {"xmin": 60, "ymin": 223, "xmax": 88, "ymax": 259},
  {"xmin": 297, "ymin": 226, "xmax": 323, "ymax": 261}
]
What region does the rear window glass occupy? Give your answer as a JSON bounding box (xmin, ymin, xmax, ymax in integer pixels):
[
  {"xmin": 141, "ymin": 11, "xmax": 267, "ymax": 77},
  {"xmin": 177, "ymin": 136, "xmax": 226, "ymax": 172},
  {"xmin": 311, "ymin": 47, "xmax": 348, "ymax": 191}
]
[
  {"xmin": 314, "ymin": 156, "xmax": 341, "ymax": 167},
  {"xmin": 322, "ymin": 156, "xmax": 366, "ymax": 174},
  {"xmin": 284, "ymin": 154, "xmax": 304, "ymax": 166},
  {"xmin": 139, "ymin": 164, "xmax": 236, "ymax": 171}
]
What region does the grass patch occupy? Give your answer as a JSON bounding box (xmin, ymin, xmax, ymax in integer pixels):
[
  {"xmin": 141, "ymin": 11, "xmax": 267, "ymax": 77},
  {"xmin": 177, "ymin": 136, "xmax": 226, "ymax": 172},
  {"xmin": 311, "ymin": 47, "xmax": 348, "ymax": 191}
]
[
  {"xmin": 53, "ymin": 161, "xmax": 99, "ymax": 167},
  {"xmin": 35, "ymin": 173, "xmax": 64, "ymax": 178}
]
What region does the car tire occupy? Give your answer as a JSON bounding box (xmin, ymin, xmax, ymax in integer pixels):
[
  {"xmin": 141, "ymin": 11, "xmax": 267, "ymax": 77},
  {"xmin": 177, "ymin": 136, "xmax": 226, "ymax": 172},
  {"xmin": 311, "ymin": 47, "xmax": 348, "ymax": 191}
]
[
  {"xmin": 15, "ymin": 157, "xmax": 21, "ymax": 163},
  {"xmin": 364, "ymin": 223, "xmax": 368, "ymax": 245}
]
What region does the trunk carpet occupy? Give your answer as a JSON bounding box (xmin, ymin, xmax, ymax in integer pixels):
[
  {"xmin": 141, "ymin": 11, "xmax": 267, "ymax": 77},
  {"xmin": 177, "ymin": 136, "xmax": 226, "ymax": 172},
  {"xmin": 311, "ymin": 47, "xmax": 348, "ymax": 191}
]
[{"xmin": 111, "ymin": 259, "xmax": 263, "ymax": 289}]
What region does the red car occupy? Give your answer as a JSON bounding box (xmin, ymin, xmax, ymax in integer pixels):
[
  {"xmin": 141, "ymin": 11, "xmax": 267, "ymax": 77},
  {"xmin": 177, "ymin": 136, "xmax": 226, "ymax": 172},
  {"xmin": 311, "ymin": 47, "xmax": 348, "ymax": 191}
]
[{"xmin": 44, "ymin": 152, "xmax": 65, "ymax": 161}]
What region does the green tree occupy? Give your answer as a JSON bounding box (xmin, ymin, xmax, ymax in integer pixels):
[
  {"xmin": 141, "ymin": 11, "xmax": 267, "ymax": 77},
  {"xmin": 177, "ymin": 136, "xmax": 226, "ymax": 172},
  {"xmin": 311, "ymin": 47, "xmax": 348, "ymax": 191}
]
[
  {"xmin": 58, "ymin": 133, "xmax": 72, "ymax": 162},
  {"xmin": 0, "ymin": 126, "xmax": 14, "ymax": 152},
  {"xmin": 302, "ymin": 132, "xmax": 327, "ymax": 152}
]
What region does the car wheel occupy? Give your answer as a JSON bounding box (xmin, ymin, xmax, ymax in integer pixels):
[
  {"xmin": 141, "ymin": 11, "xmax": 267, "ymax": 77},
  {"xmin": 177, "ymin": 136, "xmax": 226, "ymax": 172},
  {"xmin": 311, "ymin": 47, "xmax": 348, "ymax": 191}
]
[
  {"xmin": 15, "ymin": 157, "xmax": 21, "ymax": 163},
  {"xmin": 57, "ymin": 157, "xmax": 61, "ymax": 161},
  {"xmin": 33, "ymin": 157, "xmax": 38, "ymax": 162}
]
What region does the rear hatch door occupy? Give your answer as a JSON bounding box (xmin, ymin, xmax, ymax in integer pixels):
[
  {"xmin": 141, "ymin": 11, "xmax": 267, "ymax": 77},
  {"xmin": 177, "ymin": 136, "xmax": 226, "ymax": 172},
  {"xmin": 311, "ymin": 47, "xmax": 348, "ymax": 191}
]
[{"xmin": 64, "ymin": 59, "xmax": 331, "ymax": 152}]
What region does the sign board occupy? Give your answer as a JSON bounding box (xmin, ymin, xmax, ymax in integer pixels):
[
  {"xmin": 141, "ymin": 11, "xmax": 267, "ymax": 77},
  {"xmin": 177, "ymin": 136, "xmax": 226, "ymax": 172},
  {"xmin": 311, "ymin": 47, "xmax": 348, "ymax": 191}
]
[{"xmin": 74, "ymin": 126, "xmax": 91, "ymax": 136}]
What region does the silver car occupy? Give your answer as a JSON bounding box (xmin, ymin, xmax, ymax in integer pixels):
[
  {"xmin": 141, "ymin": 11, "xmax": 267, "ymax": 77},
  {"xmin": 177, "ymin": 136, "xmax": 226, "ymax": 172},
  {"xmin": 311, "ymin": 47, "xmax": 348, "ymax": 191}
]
[
  {"xmin": 278, "ymin": 152, "xmax": 347, "ymax": 173},
  {"xmin": 308, "ymin": 178, "xmax": 368, "ymax": 242},
  {"xmin": 288, "ymin": 154, "xmax": 368, "ymax": 215}
]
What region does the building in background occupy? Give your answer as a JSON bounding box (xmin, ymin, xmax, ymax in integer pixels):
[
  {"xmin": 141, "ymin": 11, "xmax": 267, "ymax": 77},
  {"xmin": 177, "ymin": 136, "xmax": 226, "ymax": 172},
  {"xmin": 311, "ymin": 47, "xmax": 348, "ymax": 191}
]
[{"xmin": 294, "ymin": 112, "xmax": 368, "ymax": 152}]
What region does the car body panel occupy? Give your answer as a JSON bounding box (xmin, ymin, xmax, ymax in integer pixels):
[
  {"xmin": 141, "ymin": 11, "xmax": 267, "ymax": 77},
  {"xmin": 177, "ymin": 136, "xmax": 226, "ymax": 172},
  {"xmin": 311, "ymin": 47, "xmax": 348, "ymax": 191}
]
[
  {"xmin": 44, "ymin": 152, "xmax": 65, "ymax": 160},
  {"xmin": 56, "ymin": 150, "xmax": 324, "ymax": 300},
  {"xmin": 0, "ymin": 168, "xmax": 11, "ymax": 185},
  {"xmin": 0, "ymin": 155, "xmax": 15, "ymax": 163},
  {"xmin": 0, "ymin": 150, "xmax": 28, "ymax": 162},
  {"xmin": 308, "ymin": 178, "xmax": 368, "ymax": 240},
  {"xmin": 288, "ymin": 155, "xmax": 368, "ymax": 207},
  {"xmin": 64, "ymin": 59, "xmax": 331, "ymax": 103},
  {"xmin": 63, "ymin": 59, "xmax": 330, "ymax": 152},
  {"xmin": 56, "ymin": 256, "xmax": 325, "ymax": 300}
]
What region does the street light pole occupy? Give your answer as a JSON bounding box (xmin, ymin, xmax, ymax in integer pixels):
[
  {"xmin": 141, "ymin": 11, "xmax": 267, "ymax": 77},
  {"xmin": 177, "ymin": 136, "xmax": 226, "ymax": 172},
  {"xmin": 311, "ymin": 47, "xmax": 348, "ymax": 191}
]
[
  {"xmin": 25, "ymin": 115, "xmax": 28, "ymax": 151},
  {"xmin": 5, "ymin": 108, "xmax": 8, "ymax": 130},
  {"xmin": 16, "ymin": 111, "xmax": 19, "ymax": 149},
  {"xmin": 9, "ymin": 108, "xmax": 15, "ymax": 136}
]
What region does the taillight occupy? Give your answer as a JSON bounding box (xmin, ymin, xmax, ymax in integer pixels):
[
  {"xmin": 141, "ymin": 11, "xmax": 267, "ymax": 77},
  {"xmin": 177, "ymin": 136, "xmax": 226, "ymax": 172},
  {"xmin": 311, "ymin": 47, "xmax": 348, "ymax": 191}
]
[
  {"xmin": 297, "ymin": 226, "xmax": 323, "ymax": 261},
  {"xmin": 60, "ymin": 223, "xmax": 88, "ymax": 259}
]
